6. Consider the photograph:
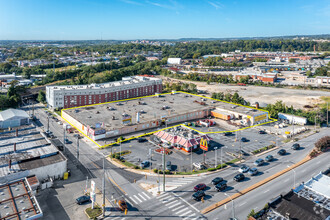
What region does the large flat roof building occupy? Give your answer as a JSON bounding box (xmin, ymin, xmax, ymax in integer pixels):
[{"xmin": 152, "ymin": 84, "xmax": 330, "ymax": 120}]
[
  {"xmin": 0, "ymin": 109, "xmax": 30, "ymax": 129},
  {"xmin": 62, "ymin": 92, "xmax": 268, "ymax": 141},
  {"xmin": 46, "ymin": 76, "xmax": 162, "ymax": 109},
  {"xmin": 0, "ymin": 125, "xmax": 67, "ymax": 183}
]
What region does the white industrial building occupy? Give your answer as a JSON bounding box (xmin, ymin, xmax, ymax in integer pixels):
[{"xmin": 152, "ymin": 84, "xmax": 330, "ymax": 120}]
[
  {"xmin": 167, "ymin": 58, "xmax": 182, "ymax": 65},
  {"xmin": 0, "ymin": 125, "xmax": 67, "ymax": 183},
  {"xmin": 0, "ymin": 108, "xmax": 30, "ymax": 129},
  {"xmin": 278, "ymin": 113, "xmax": 307, "ymax": 125},
  {"xmin": 46, "ymin": 76, "xmax": 162, "ymax": 109}
]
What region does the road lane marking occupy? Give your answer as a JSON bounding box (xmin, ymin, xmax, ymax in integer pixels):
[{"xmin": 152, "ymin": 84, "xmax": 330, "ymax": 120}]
[
  {"xmin": 183, "ymin": 213, "xmax": 196, "ymax": 220},
  {"xmin": 138, "ymin": 193, "xmax": 147, "ymax": 201},
  {"xmin": 238, "ymin": 201, "xmax": 247, "ymax": 206},
  {"xmin": 165, "ymin": 200, "xmax": 178, "ymax": 207},
  {"xmin": 168, "ymin": 201, "xmax": 181, "ymax": 209},
  {"xmin": 172, "ymin": 204, "xmax": 185, "ymax": 212},
  {"xmin": 284, "ymin": 179, "xmax": 289, "ymax": 182},
  {"xmin": 108, "ymin": 177, "xmax": 127, "ymax": 195},
  {"xmin": 176, "ymin": 207, "xmax": 189, "ymax": 215},
  {"xmin": 173, "ymin": 192, "xmax": 200, "ymax": 213},
  {"xmin": 264, "ymin": 189, "xmax": 270, "ymax": 193},
  {"xmin": 133, "ymin": 195, "xmax": 142, "ymax": 203},
  {"xmin": 179, "ymin": 210, "xmax": 192, "ymax": 217},
  {"xmin": 142, "ymin": 192, "xmax": 151, "ymax": 199},
  {"xmin": 162, "ymin": 197, "xmax": 175, "ymax": 203},
  {"xmin": 129, "ymin": 196, "xmax": 137, "ymax": 204}
]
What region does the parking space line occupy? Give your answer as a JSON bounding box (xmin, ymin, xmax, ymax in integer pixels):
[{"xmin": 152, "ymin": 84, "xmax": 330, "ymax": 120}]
[
  {"xmin": 179, "ymin": 210, "xmax": 192, "ymax": 217},
  {"xmin": 133, "ymin": 195, "xmax": 142, "ymax": 203},
  {"xmin": 176, "ymin": 207, "xmax": 189, "ymax": 215},
  {"xmin": 142, "ymin": 192, "xmax": 151, "ymax": 199},
  {"xmin": 172, "ymin": 204, "xmax": 185, "ymax": 212}
]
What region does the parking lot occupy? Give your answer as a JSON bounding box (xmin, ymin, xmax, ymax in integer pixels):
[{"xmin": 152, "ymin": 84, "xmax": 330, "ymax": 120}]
[{"xmin": 101, "ymin": 123, "xmax": 284, "ymax": 173}]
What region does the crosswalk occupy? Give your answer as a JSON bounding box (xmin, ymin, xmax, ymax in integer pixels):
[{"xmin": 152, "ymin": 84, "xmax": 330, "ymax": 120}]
[
  {"xmin": 127, "ymin": 192, "xmax": 152, "ymax": 205},
  {"xmin": 157, "ymin": 193, "xmax": 200, "ymax": 220},
  {"xmin": 164, "ymin": 176, "xmax": 204, "ymax": 188}
]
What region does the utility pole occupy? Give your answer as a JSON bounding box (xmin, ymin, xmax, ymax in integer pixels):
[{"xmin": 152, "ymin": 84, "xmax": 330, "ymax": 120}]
[
  {"xmin": 239, "ymin": 131, "xmax": 242, "ymax": 162},
  {"xmin": 314, "ymin": 115, "xmax": 317, "ymax": 131},
  {"xmin": 63, "ymin": 126, "xmax": 66, "ymax": 153},
  {"xmin": 190, "ymin": 147, "xmax": 193, "ymax": 172},
  {"xmin": 47, "ymin": 115, "xmax": 50, "ymax": 133},
  {"xmin": 327, "ymin": 102, "xmax": 329, "ymax": 127},
  {"xmin": 102, "ymin": 157, "xmax": 105, "ymax": 217},
  {"xmin": 163, "ymin": 145, "xmax": 166, "ymax": 192},
  {"xmin": 220, "ymin": 147, "xmax": 223, "ymax": 169},
  {"xmin": 77, "ymin": 136, "xmax": 79, "ymax": 161}
]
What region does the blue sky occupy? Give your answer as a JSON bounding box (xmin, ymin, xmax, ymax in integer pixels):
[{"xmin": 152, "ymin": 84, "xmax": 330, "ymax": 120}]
[{"xmin": 0, "ymin": 0, "xmax": 329, "ymax": 40}]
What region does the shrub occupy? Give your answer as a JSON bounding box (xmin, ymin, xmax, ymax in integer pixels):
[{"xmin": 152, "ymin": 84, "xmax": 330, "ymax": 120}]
[
  {"xmin": 315, "ymin": 136, "xmax": 330, "ymax": 152},
  {"xmin": 153, "ymin": 169, "xmax": 158, "ymax": 173},
  {"xmin": 216, "ymin": 164, "xmax": 227, "ymax": 169},
  {"xmin": 208, "ymin": 168, "xmax": 216, "ymax": 171},
  {"xmin": 115, "ymin": 155, "xmax": 120, "ymax": 159},
  {"xmin": 134, "ymin": 165, "xmax": 140, "ymax": 169}
]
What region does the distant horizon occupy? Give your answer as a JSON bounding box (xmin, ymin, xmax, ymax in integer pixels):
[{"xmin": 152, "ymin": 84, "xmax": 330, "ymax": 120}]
[
  {"xmin": 1, "ymin": 0, "xmax": 329, "ymax": 40},
  {"xmin": 1, "ymin": 33, "xmax": 330, "ymax": 42}
]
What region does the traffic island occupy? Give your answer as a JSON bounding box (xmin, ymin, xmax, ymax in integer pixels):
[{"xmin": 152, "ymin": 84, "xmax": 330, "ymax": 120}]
[{"xmin": 85, "ymin": 205, "xmax": 102, "ymax": 219}]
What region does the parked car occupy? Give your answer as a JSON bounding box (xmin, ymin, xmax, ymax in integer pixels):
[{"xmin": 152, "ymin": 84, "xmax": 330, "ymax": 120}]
[
  {"xmin": 254, "ymin": 158, "xmax": 265, "ymax": 166},
  {"xmin": 248, "ymin": 167, "xmax": 258, "ymax": 176},
  {"xmin": 277, "ymin": 149, "xmax": 287, "ymax": 156},
  {"xmin": 238, "ymin": 165, "xmax": 250, "ymax": 173},
  {"xmin": 64, "ymin": 138, "xmax": 70, "ymax": 144},
  {"xmin": 192, "ymin": 191, "xmax": 205, "ymax": 201},
  {"xmin": 215, "ymin": 182, "xmax": 227, "ymax": 191},
  {"xmin": 166, "ymin": 161, "xmax": 172, "ymax": 170},
  {"xmin": 258, "ymin": 130, "xmax": 266, "ymax": 134},
  {"xmin": 140, "ymin": 160, "xmax": 150, "ymax": 168},
  {"xmin": 118, "ymin": 200, "xmax": 128, "ymax": 211},
  {"xmin": 239, "ymin": 150, "xmax": 249, "ymax": 156},
  {"xmin": 265, "ymin": 155, "xmax": 274, "ymax": 162},
  {"xmin": 193, "ymin": 183, "xmax": 207, "ymax": 192},
  {"xmin": 193, "ymin": 162, "xmax": 206, "ymax": 170},
  {"xmin": 211, "ymin": 177, "xmax": 224, "ymax": 185},
  {"xmin": 76, "ymin": 195, "xmax": 90, "ymax": 205},
  {"xmin": 240, "ymin": 137, "xmax": 248, "ymax": 142},
  {"xmin": 291, "ymin": 143, "xmax": 300, "ymax": 150},
  {"xmin": 137, "ymin": 137, "xmax": 147, "ymax": 143},
  {"xmin": 234, "ymin": 173, "xmax": 245, "ymax": 182},
  {"xmin": 223, "ymin": 132, "xmax": 232, "ymax": 136}
]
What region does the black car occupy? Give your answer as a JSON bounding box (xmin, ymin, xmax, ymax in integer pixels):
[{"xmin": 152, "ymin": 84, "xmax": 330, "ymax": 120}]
[
  {"xmin": 223, "ymin": 132, "xmax": 232, "ymax": 136},
  {"xmin": 234, "ymin": 173, "xmax": 245, "ymax": 182},
  {"xmin": 192, "ymin": 191, "xmax": 205, "ymax": 201},
  {"xmin": 138, "ymin": 137, "xmax": 147, "ymax": 143},
  {"xmin": 240, "ymin": 137, "xmax": 248, "ymax": 142},
  {"xmin": 211, "ymin": 177, "xmax": 224, "ymax": 185},
  {"xmin": 258, "ymin": 130, "xmax": 266, "ymax": 134},
  {"xmin": 215, "ymin": 182, "xmax": 227, "ymax": 191},
  {"xmin": 265, "ymin": 155, "xmax": 274, "ymax": 162},
  {"xmin": 76, "ymin": 195, "xmax": 90, "ymax": 205},
  {"xmin": 239, "ymin": 150, "xmax": 249, "ymax": 156},
  {"xmin": 277, "ymin": 149, "xmax": 287, "ymax": 155},
  {"xmin": 291, "ymin": 143, "xmax": 300, "ymax": 150}
]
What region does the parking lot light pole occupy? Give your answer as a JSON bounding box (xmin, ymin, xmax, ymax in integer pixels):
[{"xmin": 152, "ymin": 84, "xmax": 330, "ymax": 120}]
[
  {"xmin": 225, "ymin": 193, "xmax": 235, "ymax": 219},
  {"xmin": 190, "ymin": 147, "xmax": 193, "ymax": 172},
  {"xmin": 214, "ymin": 147, "xmax": 218, "ymax": 168},
  {"xmin": 163, "ymin": 145, "xmax": 165, "ymax": 192},
  {"xmin": 77, "ymin": 135, "xmax": 79, "ymax": 161},
  {"xmin": 220, "ymin": 147, "xmax": 223, "ymax": 169},
  {"xmin": 63, "ymin": 127, "xmax": 66, "ymax": 153}
]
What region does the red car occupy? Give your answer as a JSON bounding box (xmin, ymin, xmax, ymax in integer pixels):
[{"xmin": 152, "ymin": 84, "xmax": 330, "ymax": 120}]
[{"xmin": 193, "ymin": 183, "xmax": 206, "ymax": 192}]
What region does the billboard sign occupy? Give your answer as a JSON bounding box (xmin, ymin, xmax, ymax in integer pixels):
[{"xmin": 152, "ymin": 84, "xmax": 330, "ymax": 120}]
[{"xmin": 200, "ymin": 138, "xmax": 208, "ymax": 151}]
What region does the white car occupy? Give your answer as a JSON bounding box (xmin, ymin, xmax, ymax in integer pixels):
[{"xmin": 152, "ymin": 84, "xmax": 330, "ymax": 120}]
[{"xmin": 238, "ymin": 165, "xmax": 250, "ymax": 173}]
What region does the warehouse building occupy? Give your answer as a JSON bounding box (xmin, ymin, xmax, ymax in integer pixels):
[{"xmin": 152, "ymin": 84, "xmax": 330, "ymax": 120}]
[
  {"xmin": 62, "ymin": 92, "xmax": 268, "ymax": 141},
  {"xmin": 0, "ymin": 109, "xmax": 30, "ymax": 129},
  {"xmin": 46, "ymin": 76, "xmax": 162, "ymax": 109},
  {"xmin": 0, "ymin": 177, "xmax": 43, "ymax": 219},
  {"xmin": 278, "ymin": 113, "xmax": 307, "ymax": 125},
  {"xmin": 0, "ymin": 125, "xmax": 67, "ymax": 183}
]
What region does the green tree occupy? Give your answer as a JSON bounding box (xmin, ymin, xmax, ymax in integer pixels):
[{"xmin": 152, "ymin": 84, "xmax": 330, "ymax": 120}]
[{"xmin": 37, "ymin": 90, "xmax": 46, "ymax": 103}]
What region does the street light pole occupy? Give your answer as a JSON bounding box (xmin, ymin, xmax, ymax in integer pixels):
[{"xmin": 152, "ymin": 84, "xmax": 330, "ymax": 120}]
[
  {"xmin": 225, "ymin": 193, "xmax": 235, "ymax": 219},
  {"xmin": 102, "ymin": 157, "xmax": 105, "ymax": 217},
  {"xmin": 191, "ymin": 147, "xmax": 193, "ymax": 172},
  {"xmin": 220, "ymin": 147, "xmax": 223, "ymax": 169},
  {"xmin": 63, "ymin": 126, "xmax": 66, "ymax": 153},
  {"xmin": 214, "ymin": 147, "xmax": 218, "ymax": 168},
  {"xmin": 163, "ymin": 145, "xmax": 165, "ymax": 192},
  {"xmin": 77, "ymin": 136, "xmax": 79, "ymax": 161},
  {"xmin": 47, "ymin": 115, "xmax": 50, "ymax": 133}
]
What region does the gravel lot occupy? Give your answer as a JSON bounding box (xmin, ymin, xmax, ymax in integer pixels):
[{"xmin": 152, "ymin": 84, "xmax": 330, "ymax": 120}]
[{"xmin": 160, "ymin": 76, "xmax": 330, "ymax": 109}]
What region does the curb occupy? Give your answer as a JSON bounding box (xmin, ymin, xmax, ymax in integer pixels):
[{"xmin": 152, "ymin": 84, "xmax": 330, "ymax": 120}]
[
  {"xmin": 201, "ymin": 155, "xmax": 312, "ymax": 214},
  {"xmin": 254, "ymin": 146, "xmax": 279, "ymax": 157}
]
